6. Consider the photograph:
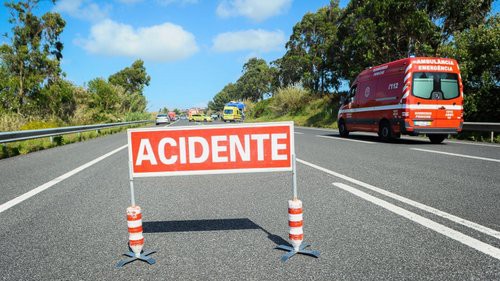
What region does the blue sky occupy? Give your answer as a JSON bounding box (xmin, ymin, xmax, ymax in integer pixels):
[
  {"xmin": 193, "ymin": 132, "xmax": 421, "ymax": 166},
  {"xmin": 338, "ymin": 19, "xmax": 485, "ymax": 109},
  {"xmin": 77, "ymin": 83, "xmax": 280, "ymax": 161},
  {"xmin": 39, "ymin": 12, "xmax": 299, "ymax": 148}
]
[
  {"xmin": 0, "ymin": 0, "xmax": 348, "ymax": 112},
  {"xmin": 1, "ymin": 1, "xmax": 497, "ymax": 112}
]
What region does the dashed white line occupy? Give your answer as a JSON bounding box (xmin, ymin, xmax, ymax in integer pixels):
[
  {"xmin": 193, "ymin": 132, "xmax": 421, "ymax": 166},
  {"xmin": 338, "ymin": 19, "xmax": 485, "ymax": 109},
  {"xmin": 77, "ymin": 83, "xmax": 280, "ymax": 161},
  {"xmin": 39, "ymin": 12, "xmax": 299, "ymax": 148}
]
[
  {"xmin": 294, "ymin": 132, "xmax": 304, "ymax": 135},
  {"xmin": 0, "ymin": 145, "xmax": 128, "ymax": 214},
  {"xmin": 316, "ymin": 135, "xmax": 376, "ymax": 144},
  {"xmin": 410, "ymin": 148, "xmax": 500, "ymax": 163},
  {"xmin": 296, "ymin": 158, "xmax": 500, "ymax": 240},
  {"xmin": 333, "ymin": 182, "xmax": 500, "ymax": 261}
]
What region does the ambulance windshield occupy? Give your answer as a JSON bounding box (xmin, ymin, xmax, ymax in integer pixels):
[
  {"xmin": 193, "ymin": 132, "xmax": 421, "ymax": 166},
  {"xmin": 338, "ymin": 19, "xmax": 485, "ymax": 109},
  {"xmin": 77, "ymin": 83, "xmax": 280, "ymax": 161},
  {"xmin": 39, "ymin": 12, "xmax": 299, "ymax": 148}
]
[{"xmin": 412, "ymin": 72, "xmax": 459, "ymax": 100}]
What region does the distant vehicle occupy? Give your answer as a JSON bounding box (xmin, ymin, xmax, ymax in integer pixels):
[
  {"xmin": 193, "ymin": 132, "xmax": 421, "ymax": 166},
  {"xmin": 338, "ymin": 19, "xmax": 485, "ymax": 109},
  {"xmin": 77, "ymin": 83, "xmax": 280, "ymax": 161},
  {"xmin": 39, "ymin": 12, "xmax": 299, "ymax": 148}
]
[
  {"xmin": 180, "ymin": 115, "xmax": 187, "ymax": 120},
  {"xmin": 168, "ymin": 111, "xmax": 177, "ymax": 121},
  {"xmin": 210, "ymin": 113, "xmax": 218, "ymax": 120},
  {"xmin": 189, "ymin": 114, "xmax": 205, "ymax": 122},
  {"xmin": 338, "ymin": 57, "xmax": 464, "ymax": 144},
  {"xmin": 155, "ymin": 114, "xmax": 170, "ymax": 125},
  {"xmin": 222, "ymin": 102, "xmax": 245, "ymax": 122},
  {"xmin": 203, "ymin": 115, "xmax": 213, "ymax": 122}
]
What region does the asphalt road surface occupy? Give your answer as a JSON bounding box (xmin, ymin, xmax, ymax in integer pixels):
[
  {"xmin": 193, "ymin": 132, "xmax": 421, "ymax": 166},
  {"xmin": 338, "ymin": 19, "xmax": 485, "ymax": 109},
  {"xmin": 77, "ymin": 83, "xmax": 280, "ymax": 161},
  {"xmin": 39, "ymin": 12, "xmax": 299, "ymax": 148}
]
[{"xmin": 1, "ymin": 119, "xmax": 499, "ymax": 280}]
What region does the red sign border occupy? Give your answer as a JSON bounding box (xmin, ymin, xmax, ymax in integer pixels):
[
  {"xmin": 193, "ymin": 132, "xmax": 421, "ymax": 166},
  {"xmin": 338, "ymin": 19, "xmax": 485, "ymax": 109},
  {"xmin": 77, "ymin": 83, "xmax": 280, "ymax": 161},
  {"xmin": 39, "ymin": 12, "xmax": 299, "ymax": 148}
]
[{"xmin": 127, "ymin": 121, "xmax": 295, "ymax": 177}]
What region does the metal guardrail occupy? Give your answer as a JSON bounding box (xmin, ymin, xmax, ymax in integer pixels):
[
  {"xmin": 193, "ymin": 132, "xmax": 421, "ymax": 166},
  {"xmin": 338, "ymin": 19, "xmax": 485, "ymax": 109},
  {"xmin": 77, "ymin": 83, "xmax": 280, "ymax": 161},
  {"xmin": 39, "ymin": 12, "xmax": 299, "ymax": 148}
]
[
  {"xmin": 462, "ymin": 122, "xmax": 499, "ymax": 142},
  {"xmin": 462, "ymin": 122, "xmax": 500, "ymax": 132},
  {"xmin": 0, "ymin": 120, "xmax": 153, "ymax": 144}
]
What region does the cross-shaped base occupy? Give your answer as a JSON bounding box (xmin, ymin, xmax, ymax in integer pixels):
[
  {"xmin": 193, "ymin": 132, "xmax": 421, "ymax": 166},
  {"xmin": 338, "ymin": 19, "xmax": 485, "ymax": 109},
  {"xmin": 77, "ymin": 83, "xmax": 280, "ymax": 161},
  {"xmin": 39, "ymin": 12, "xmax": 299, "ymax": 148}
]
[
  {"xmin": 116, "ymin": 250, "xmax": 156, "ymax": 268},
  {"xmin": 275, "ymin": 243, "xmax": 320, "ymax": 262}
]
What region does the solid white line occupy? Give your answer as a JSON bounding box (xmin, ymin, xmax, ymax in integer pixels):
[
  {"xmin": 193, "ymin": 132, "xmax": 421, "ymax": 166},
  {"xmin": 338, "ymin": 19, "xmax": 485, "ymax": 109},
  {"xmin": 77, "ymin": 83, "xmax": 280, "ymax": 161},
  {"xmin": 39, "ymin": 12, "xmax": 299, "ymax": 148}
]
[
  {"xmin": 444, "ymin": 140, "xmax": 500, "ymax": 148},
  {"xmin": 333, "ymin": 182, "xmax": 500, "ymax": 261},
  {"xmin": 410, "ymin": 148, "xmax": 500, "ymax": 163},
  {"xmin": 295, "ymin": 126, "xmax": 338, "ymax": 133},
  {"xmin": 296, "ymin": 158, "xmax": 500, "ymax": 240},
  {"xmin": 0, "ymin": 144, "xmax": 128, "ymax": 214},
  {"xmin": 316, "ymin": 135, "xmax": 376, "ymax": 144}
]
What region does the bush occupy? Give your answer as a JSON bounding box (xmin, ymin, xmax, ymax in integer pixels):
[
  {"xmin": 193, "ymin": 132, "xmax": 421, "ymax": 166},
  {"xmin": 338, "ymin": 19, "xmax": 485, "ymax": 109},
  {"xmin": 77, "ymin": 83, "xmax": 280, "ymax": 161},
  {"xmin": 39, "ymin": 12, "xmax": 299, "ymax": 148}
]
[
  {"xmin": 269, "ymin": 87, "xmax": 311, "ymax": 116},
  {"xmin": 248, "ymin": 98, "xmax": 272, "ymax": 118},
  {"xmin": 124, "ymin": 111, "xmax": 152, "ymax": 121},
  {"xmin": 19, "ymin": 119, "xmax": 61, "ymax": 130},
  {"xmin": 0, "ymin": 113, "xmax": 28, "ymax": 131}
]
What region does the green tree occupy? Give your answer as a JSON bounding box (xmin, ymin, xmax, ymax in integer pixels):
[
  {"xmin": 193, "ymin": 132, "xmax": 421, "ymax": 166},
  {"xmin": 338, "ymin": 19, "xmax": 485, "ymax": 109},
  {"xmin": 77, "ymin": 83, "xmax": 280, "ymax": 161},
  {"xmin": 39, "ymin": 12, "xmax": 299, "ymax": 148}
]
[
  {"xmin": 108, "ymin": 60, "xmax": 149, "ymax": 113},
  {"xmin": 208, "ymin": 91, "xmax": 229, "ymax": 112},
  {"xmin": 439, "ymin": 14, "xmax": 499, "ymax": 121},
  {"xmin": 278, "ymin": 2, "xmax": 341, "ymax": 94},
  {"xmin": 0, "ymin": 0, "xmax": 65, "ymax": 114},
  {"xmin": 87, "ymin": 78, "xmax": 122, "ymax": 120},
  {"xmin": 237, "ymin": 58, "xmax": 272, "ymax": 101},
  {"xmin": 108, "ymin": 59, "xmax": 151, "ymax": 96},
  {"xmin": 334, "ymin": 0, "xmax": 493, "ymax": 83},
  {"xmin": 208, "ymin": 83, "xmax": 238, "ymax": 112},
  {"xmin": 38, "ymin": 79, "xmax": 77, "ymax": 122}
]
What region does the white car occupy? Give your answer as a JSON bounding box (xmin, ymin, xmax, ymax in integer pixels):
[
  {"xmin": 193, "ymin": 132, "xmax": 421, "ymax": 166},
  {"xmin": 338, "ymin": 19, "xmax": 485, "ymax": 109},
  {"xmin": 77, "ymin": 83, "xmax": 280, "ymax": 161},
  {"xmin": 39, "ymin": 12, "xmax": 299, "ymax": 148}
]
[{"xmin": 155, "ymin": 114, "xmax": 170, "ymax": 125}]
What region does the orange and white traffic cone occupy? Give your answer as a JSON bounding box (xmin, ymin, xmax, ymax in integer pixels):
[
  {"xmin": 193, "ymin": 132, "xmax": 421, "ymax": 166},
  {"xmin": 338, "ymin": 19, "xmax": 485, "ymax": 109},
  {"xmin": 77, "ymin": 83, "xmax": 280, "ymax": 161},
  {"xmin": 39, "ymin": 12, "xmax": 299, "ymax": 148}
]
[
  {"xmin": 276, "ymin": 198, "xmax": 319, "ymax": 262},
  {"xmin": 288, "ymin": 199, "xmax": 304, "ymax": 251},
  {"xmin": 127, "ymin": 206, "xmax": 144, "ymax": 257},
  {"xmin": 116, "ymin": 206, "xmax": 155, "ymax": 268}
]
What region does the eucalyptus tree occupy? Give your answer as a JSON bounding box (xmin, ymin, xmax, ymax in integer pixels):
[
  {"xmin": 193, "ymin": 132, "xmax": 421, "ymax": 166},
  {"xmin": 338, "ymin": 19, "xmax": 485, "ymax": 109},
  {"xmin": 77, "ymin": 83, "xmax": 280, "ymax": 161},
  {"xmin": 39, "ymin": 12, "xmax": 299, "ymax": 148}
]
[{"xmin": 0, "ymin": 0, "xmax": 65, "ymax": 114}]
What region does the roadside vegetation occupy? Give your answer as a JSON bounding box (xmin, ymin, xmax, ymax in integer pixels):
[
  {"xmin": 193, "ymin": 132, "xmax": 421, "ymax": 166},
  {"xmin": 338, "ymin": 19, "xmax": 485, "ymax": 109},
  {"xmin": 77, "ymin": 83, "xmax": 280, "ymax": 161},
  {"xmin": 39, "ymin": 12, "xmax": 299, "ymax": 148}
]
[
  {"xmin": 0, "ymin": 1, "xmax": 151, "ymax": 130},
  {"xmin": 0, "ymin": 1, "xmax": 153, "ymax": 157},
  {"xmin": 209, "ymin": 0, "xmax": 499, "ymax": 141}
]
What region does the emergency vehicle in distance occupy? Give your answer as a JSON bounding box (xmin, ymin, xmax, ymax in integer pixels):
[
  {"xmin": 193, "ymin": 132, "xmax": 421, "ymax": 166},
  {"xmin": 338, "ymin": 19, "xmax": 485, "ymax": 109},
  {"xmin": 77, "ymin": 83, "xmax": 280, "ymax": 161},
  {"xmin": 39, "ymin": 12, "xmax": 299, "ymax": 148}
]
[
  {"xmin": 338, "ymin": 57, "xmax": 463, "ymax": 144},
  {"xmin": 222, "ymin": 101, "xmax": 245, "ymax": 122}
]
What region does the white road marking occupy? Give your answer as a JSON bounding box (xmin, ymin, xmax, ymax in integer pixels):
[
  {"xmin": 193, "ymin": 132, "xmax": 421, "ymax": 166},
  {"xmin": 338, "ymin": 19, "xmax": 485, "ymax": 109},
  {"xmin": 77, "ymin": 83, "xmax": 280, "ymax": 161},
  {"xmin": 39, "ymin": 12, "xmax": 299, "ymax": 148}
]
[
  {"xmin": 410, "ymin": 148, "xmax": 500, "ymax": 163},
  {"xmin": 316, "ymin": 135, "xmax": 376, "ymax": 144},
  {"xmin": 0, "ymin": 145, "xmax": 128, "ymax": 214},
  {"xmin": 294, "ymin": 132, "xmax": 304, "ymax": 135},
  {"xmin": 295, "ymin": 126, "xmax": 337, "ymax": 133},
  {"xmin": 333, "ymin": 182, "xmax": 500, "ymax": 261},
  {"xmin": 296, "ymin": 158, "xmax": 500, "ymax": 240},
  {"xmin": 444, "ymin": 140, "xmax": 500, "ymax": 148}
]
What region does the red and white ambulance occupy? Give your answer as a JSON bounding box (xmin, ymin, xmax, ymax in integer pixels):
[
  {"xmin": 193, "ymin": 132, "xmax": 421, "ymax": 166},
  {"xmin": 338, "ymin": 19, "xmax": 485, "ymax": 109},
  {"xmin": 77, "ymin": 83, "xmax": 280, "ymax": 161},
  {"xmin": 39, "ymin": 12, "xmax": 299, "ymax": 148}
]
[{"xmin": 338, "ymin": 57, "xmax": 463, "ymax": 143}]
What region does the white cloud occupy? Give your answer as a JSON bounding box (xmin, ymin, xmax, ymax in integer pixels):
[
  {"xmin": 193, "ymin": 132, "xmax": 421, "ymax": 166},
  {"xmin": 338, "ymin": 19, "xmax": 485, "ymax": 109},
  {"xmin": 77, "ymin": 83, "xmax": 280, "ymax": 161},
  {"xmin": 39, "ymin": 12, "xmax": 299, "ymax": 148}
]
[
  {"xmin": 216, "ymin": 0, "xmax": 292, "ymax": 22},
  {"xmin": 77, "ymin": 19, "xmax": 199, "ymax": 62},
  {"xmin": 54, "ymin": 0, "xmax": 110, "ymax": 22},
  {"xmin": 212, "ymin": 29, "xmax": 285, "ymax": 53}
]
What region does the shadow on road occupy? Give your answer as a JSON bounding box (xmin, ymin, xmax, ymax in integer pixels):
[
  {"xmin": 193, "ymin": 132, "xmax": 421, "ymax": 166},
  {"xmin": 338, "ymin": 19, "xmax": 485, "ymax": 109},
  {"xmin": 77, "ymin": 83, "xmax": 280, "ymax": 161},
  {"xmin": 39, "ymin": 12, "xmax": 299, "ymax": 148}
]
[
  {"xmin": 143, "ymin": 218, "xmax": 259, "ymax": 232},
  {"xmin": 143, "ymin": 218, "xmax": 290, "ymax": 247}
]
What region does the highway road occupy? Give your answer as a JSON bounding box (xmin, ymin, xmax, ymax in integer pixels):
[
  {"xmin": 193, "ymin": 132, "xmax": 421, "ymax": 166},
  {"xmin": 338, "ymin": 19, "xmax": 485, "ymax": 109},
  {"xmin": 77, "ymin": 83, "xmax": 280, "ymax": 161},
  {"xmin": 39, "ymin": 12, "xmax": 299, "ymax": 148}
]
[{"xmin": 1, "ymin": 119, "xmax": 499, "ymax": 280}]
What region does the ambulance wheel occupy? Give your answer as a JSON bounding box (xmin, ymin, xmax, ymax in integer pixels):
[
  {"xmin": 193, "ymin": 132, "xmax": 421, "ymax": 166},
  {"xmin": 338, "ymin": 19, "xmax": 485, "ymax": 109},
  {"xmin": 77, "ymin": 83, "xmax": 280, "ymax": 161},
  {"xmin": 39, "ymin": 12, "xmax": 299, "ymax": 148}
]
[
  {"xmin": 339, "ymin": 120, "xmax": 349, "ymax": 137},
  {"xmin": 429, "ymin": 134, "xmax": 446, "ymax": 144},
  {"xmin": 379, "ymin": 120, "xmax": 392, "ymax": 141}
]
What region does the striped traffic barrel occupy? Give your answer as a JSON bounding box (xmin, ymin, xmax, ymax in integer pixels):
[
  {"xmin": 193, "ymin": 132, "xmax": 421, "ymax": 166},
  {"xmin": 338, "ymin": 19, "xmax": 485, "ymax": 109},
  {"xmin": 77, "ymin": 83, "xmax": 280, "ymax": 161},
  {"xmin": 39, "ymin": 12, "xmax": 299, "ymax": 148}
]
[
  {"xmin": 288, "ymin": 199, "xmax": 303, "ymax": 251},
  {"xmin": 127, "ymin": 205, "xmax": 144, "ymax": 257}
]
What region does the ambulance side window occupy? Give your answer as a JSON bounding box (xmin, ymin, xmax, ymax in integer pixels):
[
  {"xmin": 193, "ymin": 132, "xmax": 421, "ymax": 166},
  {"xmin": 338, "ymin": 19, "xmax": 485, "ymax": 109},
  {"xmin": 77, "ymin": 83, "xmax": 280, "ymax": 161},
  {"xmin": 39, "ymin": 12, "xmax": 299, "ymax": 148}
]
[{"xmin": 348, "ymin": 85, "xmax": 357, "ymax": 103}]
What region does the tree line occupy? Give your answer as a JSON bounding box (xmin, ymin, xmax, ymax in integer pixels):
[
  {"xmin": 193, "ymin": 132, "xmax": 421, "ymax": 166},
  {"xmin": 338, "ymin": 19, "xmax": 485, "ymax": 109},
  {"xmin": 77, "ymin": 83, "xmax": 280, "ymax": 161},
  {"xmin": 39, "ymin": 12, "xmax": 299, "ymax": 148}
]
[
  {"xmin": 209, "ymin": 0, "xmax": 499, "ymax": 122},
  {"xmin": 0, "ymin": 0, "xmax": 150, "ymax": 127}
]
